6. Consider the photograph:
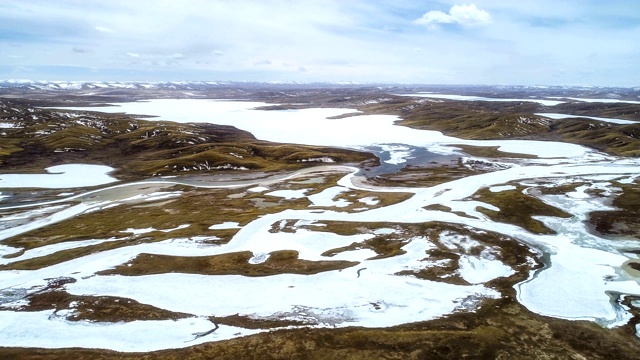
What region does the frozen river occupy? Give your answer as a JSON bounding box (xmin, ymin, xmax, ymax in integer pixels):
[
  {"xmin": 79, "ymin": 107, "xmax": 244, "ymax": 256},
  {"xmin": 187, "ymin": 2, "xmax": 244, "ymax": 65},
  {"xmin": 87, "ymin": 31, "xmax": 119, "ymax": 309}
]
[{"xmin": 0, "ymin": 99, "xmax": 639, "ymax": 351}]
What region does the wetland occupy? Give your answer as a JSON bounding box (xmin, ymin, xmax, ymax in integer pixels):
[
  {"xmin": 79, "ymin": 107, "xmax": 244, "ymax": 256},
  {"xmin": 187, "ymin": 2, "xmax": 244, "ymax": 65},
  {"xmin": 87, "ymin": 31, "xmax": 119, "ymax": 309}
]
[{"xmin": 1, "ymin": 83, "xmax": 640, "ymax": 358}]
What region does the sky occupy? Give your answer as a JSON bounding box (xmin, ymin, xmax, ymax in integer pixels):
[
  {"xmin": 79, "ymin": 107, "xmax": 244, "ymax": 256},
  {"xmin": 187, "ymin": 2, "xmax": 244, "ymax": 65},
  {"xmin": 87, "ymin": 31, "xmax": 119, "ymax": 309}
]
[{"xmin": 0, "ymin": 0, "xmax": 639, "ymax": 85}]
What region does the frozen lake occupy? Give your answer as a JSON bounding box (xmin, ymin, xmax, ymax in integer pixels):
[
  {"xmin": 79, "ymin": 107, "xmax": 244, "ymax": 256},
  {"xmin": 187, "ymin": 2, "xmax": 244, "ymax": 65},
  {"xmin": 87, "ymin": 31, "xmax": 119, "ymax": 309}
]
[
  {"xmin": 536, "ymin": 112, "xmax": 637, "ymax": 125},
  {"xmin": 396, "ymin": 92, "xmax": 566, "ymax": 106},
  {"xmin": 59, "ymin": 99, "xmax": 596, "ymax": 159},
  {"xmin": 0, "ymin": 164, "xmax": 117, "ymax": 189}
]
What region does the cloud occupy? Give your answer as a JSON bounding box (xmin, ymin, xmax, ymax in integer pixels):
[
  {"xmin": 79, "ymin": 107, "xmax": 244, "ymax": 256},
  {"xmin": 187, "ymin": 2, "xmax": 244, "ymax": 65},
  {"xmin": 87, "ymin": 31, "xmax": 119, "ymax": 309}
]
[
  {"xmin": 123, "ymin": 52, "xmax": 186, "ymax": 67},
  {"xmin": 414, "ymin": 4, "xmax": 491, "ymax": 28},
  {"xmin": 253, "ymin": 59, "xmax": 272, "ymax": 66},
  {"xmin": 0, "ymin": 1, "xmax": 637, "ymax": 85},
  {"xmin": 94, "ymin": 26, "xmax": 114, "ymax": 33},
  {"xmin": 72, "ymin": 47, "xmax": 91, "ymax": 53}
]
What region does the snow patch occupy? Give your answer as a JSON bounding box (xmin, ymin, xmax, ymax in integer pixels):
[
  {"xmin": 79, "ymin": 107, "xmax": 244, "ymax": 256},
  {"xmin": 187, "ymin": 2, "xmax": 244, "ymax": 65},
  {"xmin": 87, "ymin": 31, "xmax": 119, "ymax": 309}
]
[
  {"xmin": 265, "ymin": 189, "xmax": 308, "ymax": 199},
  {"xmin": 458, "ymin": 255, "xmax": 515, "ymax": 284},
  {"xmin": 208, "ymin": 222, "xmax": 241, "ymax": 230},
  {"xmin": 489, "ymin": 185, "xmax": 516, "ymax": 193}
]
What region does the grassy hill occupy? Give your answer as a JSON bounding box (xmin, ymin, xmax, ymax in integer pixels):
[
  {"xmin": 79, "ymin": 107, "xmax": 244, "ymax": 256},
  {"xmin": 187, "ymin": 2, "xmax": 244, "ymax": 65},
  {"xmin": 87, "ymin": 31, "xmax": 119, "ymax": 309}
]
[
  {"xmin": 354, "ymin": 97, "xmax": 640, "ymax": 156},
  {"xmin": 0, "ymin": 100, "xmax": 376, "ymax": 180}
]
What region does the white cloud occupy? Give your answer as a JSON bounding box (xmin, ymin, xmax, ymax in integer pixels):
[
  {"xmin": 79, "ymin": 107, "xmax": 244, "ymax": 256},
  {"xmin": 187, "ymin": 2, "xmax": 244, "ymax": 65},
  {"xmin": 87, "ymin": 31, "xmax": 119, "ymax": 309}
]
[
  {"xmin": 415, "ymin": 4, "xmax": 491, "ymax": 28},
  {"xmin": 94, "ymin": 26, "xmax": 114, "ymax": 33},
  {"xmin": 0, "ymin": 0, "xmax": 637, "ymax": 85},
  {"xmin": 72, "ymin": 47, "xmax": 91, "ymax": 54}
]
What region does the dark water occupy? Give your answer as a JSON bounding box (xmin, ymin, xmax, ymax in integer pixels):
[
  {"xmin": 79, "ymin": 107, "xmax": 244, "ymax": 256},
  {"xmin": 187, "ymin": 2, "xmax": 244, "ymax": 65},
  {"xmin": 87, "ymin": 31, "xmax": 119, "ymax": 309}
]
[{"xmin": 357, "ymin": 144, "xmax": 459, "ymax": 177}]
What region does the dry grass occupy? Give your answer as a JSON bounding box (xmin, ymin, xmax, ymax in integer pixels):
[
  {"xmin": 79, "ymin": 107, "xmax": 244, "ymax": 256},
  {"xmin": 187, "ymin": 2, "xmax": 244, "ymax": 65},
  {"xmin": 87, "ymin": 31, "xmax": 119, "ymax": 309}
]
[
  {"xmin": 98, "ymin": 250, "xmax": 358, "ymax": 277},
  {"xmin": 589, "ymin": 181, "xmax": 640, "ymax": 239},
  {"xmin": 19, "ymin": 290, "xmax": 190, "ymax": 323},
  {"xmin": 471, "ymin": 186, "xmax": 572, "ymax": 234}
]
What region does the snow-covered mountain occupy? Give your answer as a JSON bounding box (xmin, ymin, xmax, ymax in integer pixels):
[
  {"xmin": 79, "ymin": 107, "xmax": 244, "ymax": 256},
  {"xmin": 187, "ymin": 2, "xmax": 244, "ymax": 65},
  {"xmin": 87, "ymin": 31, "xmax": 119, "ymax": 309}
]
[
  {"xmin": 1, "ymin": 81, "xmax": 639, "ymax": 102},
  {"xmin": 0, "ymin": 80, "xmax": 235, "ymax": 91}
]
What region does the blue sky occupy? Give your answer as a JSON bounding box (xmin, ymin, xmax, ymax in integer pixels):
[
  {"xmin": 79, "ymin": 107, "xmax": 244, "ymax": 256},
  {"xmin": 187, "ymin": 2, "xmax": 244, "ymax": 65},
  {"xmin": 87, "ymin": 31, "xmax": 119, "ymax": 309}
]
[{"xmin": 0, "ymin": 0, "xmax": 638, "ymax": 85}]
